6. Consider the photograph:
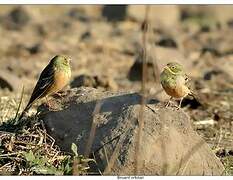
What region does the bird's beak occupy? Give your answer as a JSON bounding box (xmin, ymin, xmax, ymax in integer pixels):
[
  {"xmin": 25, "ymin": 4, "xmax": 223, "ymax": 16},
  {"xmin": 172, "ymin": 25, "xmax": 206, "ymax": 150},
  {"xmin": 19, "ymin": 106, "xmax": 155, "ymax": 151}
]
[{"xmin": 164, "ymin": 66, "xmax": 169, "ymax": 71}]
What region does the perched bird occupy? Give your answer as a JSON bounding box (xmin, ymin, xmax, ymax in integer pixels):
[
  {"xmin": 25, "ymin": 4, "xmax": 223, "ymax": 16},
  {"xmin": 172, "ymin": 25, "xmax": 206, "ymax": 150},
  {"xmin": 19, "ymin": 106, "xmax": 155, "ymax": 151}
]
[
  {"xmin": 160, "ymin": 62, "xmax": 193, "ymax": 108},
  {"xmin": 19, "ymin": 55, "xmax": 71, "ymax": 119}
]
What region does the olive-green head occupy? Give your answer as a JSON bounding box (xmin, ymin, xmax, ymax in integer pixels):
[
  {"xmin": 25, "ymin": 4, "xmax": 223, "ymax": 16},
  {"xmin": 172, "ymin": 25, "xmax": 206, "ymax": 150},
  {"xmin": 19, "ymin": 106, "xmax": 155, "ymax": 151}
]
[
  {"xmin": 50, "ymin": 55, "xmax": 71, "ymax": 67},
  {"xmin": 163, "ymin": 62, "xmax": 184, "ymax": 75}
]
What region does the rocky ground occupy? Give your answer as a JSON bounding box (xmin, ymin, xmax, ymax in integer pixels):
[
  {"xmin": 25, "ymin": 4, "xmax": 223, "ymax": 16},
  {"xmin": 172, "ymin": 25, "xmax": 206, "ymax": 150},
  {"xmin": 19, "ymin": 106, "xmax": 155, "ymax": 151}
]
[{"xmin": 0, "ymin": 5, "xmax": 233, "ymax": 175}]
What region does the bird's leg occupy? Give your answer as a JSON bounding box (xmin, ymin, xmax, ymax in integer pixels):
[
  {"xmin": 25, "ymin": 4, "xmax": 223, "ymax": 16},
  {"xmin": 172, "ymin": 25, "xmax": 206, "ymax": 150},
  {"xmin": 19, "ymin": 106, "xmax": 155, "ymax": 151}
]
[
  {"xmin": 165, "ymin": 97, "xmax": 173, "ymax": 107},
  {"xmin": 53, "ymin": 92, "xmax": 66, "ymax": 105},
  {"xmin": 53, "ymin": 91, "xmax": 66, "ymax": 101},
  {"xmin": 45, "ymin": 96, "xmax": 55, "ymax": 111},
  {"xmin": 45, "ymin": 97, "xmax": 51, "ymax": 109},
  {"xmin": 54, "ymin": 92, "xmax": 63, "ymax": 98},
  {"xmin": 178, "ymin": 97, "xmax": 184, "ymax": 109},
  {"xmin": 46, "ymin": 96, "xmax": 59, "ymax": 111}
]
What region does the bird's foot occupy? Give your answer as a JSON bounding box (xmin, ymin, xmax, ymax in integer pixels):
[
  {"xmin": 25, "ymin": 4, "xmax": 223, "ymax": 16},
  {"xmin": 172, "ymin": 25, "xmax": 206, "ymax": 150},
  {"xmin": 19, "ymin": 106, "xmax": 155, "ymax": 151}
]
[
  {"xmin": 45, "ymin": 99, "xmax": 59, "ymax": 111},
  {"xmin": 164, "ymin": 100, "xmax": 180, "ymax": 110},
  {"xmin": 177, "ymin": 98, "xmax": 183, "ymax": 110},
  {"xmin": 53, "ymin": 92, "xmax": 66, "ymax": 99},
  {"xmin": 170, "ymin": 102, "xmax": 180, "ymax": 110},
  {"xmin": 165, "ymin": 101, "xmax": 170, "ymax": 107},
  {"xmin": 165, "ymin": 97, "xmax": 173, "ymax": 108}
]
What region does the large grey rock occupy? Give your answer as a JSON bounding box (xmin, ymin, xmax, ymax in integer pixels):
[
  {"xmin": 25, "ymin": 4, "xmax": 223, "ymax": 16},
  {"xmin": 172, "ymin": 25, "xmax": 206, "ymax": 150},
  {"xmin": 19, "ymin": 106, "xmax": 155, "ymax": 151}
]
[{"xmin": 40, "ymin": 87, "xmax": 225, "ymax": 175}]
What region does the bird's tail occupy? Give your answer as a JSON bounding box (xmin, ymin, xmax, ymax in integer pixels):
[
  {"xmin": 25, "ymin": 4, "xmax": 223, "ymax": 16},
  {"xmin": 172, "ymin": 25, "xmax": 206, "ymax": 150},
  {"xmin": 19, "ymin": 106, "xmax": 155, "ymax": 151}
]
[
  {"xmin": 188, "ymin": 91, "xmax": 203, "ymax": 105},
  {"xmin": 189, "ymin": 91, "xmax": 197, "ymax": 99}
]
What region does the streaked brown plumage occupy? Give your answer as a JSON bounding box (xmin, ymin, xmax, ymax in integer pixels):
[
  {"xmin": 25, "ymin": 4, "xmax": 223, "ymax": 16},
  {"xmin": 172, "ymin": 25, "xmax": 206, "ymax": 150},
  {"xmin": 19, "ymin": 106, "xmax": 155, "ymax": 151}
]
[{"xmin": 19, "ymin": 55, "xmax": 71, "ymax": 119}]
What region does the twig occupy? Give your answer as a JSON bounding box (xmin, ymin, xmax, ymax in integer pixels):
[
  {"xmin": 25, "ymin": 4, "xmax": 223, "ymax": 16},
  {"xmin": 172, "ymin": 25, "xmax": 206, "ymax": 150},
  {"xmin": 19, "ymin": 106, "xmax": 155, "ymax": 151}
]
[
  {"xmin": 0, "ymin": 152, "xmax": 20, "ymax": 157},
  {"xmin": 103, "ymin": 145, "xmax": 109, "ymax": 166},
  {"xmin": 84, "ymin": 100, "xmax": 103, "ymax": 158},
  {"xmin": 103, "ymin": 128, "xmax": 129, "ymax": 175},
  {"xmin": 214, "ymin": 126, "xmax": 223, "ymax": 150},
  {"xmin": 93, "ymin": 132, "xmax": 123, "ymax": 154},
  {"xmin": 134, "ymin": 5, "xmax": 150, "ymax": 175},
  {"xmin": 14, "ymin": 86, "xmax": 24, "ymax": 121},
  {"xmin": 91, "ymin": 152, "xmax": 103, "ymax": 175},
  {"xmin": 0, "ymin": 162, "xmax": 12, "ymax": 170}
]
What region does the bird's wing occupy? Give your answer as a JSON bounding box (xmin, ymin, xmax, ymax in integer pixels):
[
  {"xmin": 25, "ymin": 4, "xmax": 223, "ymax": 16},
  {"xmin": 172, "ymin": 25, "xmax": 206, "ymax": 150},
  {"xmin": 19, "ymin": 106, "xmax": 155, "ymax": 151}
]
[
  {"xmin": 25, "ymin": 63, "xmax": 55, "ymax": 110},
  {"xmin": 184, "ymin": 73, "xmax": 197, "ymax": 95},
  {"xmin": 184, "ymin": 73, "xmax": 193, "ymax": 89}
]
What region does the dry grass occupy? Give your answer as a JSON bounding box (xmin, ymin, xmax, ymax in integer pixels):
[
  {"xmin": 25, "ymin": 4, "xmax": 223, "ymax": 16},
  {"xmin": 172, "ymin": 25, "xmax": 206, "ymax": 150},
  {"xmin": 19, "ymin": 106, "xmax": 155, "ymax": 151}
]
[
  {"xmin": 0, "ymin": 120, "xmax": 66, "ymax": 175},
  {"xmin": 84, "ymin": 100, "xmax": 103, "ymax": 158},
  {"xmin": 0, "ymin": 96, "xmax": 21, "ymax": 123},
  {"xmin": 0, "ymin": 94, "xmax": 93, "ymax": 175},
  {"xmin": 221, "ymin": 155, "xmax": 233, "ymax": 175},
  {"xmin": 134, "ymin": 5, "xmax": 150, "ymax": 175}
]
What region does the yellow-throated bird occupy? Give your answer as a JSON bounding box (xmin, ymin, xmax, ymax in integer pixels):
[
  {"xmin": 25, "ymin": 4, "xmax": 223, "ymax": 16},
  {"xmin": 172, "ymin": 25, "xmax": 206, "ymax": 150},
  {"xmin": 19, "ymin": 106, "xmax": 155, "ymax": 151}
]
[
  {"xmin": 19, "ymin": 55, "xmax": 71, "ymax": 119},
  {"xmin": 160, "ymin": 62, "xmax": 194, "ymax": 108}
]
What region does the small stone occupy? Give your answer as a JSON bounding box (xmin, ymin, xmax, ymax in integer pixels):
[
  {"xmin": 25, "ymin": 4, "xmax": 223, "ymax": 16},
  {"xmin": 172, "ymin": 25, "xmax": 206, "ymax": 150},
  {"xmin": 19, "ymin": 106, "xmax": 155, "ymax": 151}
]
[
  {"xmin": 127, "ymin": 56, "xmax": 155, "ymax": 82},
  {"xmin": 156, "ymin": 37, "xmax": 177, "ymax": 48},
  {"xmin": 71, "ymin": 74, "xmax": 97, "ymax": 88},
  {"xmin": 201, "ymin": 46, "xmax": 221, "ymax": 57},
  {"xmin": 71, "ymin": 74, "xmax": 118, "ymax": 91},
  {"xmin": 102, "ymin": 5, "xmax": 127, "ymax": 21},
  {"xmin": 227, "ymin": 19, "xmax": 233, "ymax": 28},
  {"xmin": 68, "ymin": 7, "xmax": 90, "ymax": 22},
  {"xmin": 0, "ymin": 70, "xmax": 21, "ymax": 91},
  {"xmin": 95, "ymin": 75, "xmax": 118, "ymax": 91},
  {"xmin": 35, "ymin": 24, "xmax": 47, "ymax": 37},
  {"xmin": 26, "ymin": 43, "xmax": 42, "ymax": 55},
  {"xmin": 80, "ymin": 31, "xmax": 91, "ymax": 40},
  {"xmin": 3, "ymin": 6, "xmax": 30, "ymax": 30},
  {"xmin": 203, "ymin": 70, "xmax": 222, "ymax": 80}
]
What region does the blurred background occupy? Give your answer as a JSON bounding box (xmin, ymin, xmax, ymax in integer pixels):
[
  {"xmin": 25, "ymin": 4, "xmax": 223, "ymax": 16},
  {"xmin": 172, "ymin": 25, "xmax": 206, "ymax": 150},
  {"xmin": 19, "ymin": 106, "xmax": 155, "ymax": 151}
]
[{"xmin": 0, "ymin": 5, "xmax": 232, "ymax": 168}]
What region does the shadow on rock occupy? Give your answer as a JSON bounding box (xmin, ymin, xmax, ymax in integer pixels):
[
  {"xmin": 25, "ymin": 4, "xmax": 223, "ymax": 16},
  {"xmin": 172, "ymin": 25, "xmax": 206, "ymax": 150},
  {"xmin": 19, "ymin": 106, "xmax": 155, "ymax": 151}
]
[{"xmin": 38, "ymin": 87, "xmax": 224, "ymax": 175}]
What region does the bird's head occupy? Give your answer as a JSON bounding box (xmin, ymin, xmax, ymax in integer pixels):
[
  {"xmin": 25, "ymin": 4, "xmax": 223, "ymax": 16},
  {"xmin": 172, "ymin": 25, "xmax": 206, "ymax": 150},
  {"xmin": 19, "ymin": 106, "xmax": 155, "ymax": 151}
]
[
  {"xmin": 52, "ymin": 55, "xmax": 71, "ymax": 67},
  {"xmin": 163, "ymin": 62, "xmax": 184, "ymax": 75}
]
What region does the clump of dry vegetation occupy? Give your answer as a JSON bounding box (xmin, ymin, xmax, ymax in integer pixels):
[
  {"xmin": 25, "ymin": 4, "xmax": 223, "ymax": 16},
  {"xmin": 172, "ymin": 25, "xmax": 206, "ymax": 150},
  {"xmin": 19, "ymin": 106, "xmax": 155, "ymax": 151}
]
[{"xmin": 0, "ymin": 96, "xmax": 94, "ymax": 175}]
